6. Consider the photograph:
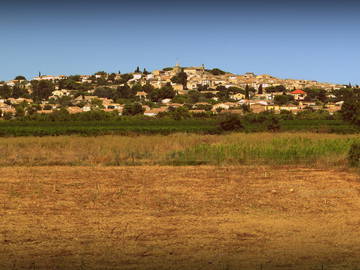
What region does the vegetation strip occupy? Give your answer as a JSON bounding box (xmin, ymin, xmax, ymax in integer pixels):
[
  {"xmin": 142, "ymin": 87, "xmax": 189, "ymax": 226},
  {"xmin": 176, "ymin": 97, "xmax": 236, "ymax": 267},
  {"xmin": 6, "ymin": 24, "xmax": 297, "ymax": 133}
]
[{"xmin": 0, "ymin": 133, "xmax": 358, "ymax": 167}]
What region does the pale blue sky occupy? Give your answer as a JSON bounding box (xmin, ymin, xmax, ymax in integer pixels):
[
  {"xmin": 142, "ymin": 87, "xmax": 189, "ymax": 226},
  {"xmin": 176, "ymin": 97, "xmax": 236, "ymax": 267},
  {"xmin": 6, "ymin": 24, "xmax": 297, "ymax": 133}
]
[{"xmin": 1, "ymin": 0, "xmax": 359, "ymax": 84}]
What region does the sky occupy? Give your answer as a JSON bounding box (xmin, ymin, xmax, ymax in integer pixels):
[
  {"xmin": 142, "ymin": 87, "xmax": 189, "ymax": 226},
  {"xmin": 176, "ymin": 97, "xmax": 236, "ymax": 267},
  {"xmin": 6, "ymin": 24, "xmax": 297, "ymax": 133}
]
[{"xmin": 0, "ymin": 0, "xmax": 359, "ymax": 84}]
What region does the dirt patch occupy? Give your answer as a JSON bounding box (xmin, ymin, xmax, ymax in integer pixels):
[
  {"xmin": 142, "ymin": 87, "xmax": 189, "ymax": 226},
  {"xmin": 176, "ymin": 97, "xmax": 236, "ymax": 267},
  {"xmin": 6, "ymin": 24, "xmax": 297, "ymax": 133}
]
[{"xmin": 1, "ymin": 166, "xmax": 360, "ymax": 269}]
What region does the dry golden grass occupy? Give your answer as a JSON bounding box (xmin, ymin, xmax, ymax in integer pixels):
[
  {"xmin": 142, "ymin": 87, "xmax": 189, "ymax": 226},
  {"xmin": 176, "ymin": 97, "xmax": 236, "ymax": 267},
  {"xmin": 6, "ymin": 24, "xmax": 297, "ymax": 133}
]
[
  {"xmin": 1, "ymin": 166, "xmax": 360, "ymax": 269},
  {"xmin": 0, "ymin": 133, "xmax": 358, "ymax": 166}
]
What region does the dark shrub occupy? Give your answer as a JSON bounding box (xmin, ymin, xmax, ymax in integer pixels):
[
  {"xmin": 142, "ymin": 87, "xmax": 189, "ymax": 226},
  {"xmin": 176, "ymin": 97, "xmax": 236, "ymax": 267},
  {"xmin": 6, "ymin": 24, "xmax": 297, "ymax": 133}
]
[
  {"xmin": 348, "ymin": 142, "xmax": 360, "ymax": 167},
  {"xmin": 3, "ymin": 112, "xmax": 13, "ymax": 120},
  {"xmin": 267, "ymin": 117, "xmax": 281, "ymax": 132},
  {"xmin": 219, "ymin": 114, "xmax": 244, "ymax": 131}
]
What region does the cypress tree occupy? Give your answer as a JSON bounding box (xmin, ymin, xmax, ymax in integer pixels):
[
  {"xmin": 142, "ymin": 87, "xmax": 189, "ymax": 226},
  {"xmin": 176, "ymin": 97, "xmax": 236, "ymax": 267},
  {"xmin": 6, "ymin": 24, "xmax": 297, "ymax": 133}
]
[{"xmin": 245, "ymin": 84, "xmax": 250, "ymax": 99}]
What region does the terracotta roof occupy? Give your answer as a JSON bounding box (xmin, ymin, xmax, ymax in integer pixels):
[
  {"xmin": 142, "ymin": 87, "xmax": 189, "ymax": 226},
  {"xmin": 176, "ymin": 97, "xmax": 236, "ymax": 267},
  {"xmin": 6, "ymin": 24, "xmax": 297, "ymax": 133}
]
[
  {"xmin": 67, "ymin": 106, "xmax": 83, "ymax": 114},
  {"xmin": 189, "ymin": 109, "xmax": 206, "ymax": 113},
  {"xmin": 136, "ymin": 91, "xmax": 147, "ymax": 96},
  {"xmin": 291, "ymin": 89, "xmax": 306, "ymax": 95}
]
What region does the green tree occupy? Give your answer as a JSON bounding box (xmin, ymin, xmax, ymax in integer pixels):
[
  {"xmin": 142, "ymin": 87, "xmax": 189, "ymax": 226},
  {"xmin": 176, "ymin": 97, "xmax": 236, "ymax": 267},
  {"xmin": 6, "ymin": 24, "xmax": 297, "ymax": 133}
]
[
  {"xmin": 3, "ymin": 112, "xmax": 13, "ymax": 120},
  {"xmin": 348, "ymin": 142, "xmax": 360, "ymax": 167},
  {"xmin": 197, "ymin": 84, "xmax": 209, "ymax": 91},
  {"xmin": 50, "ymin": 108, "xmax": 70, "ymax": 121},
  {"xmin": 208, "ymin": 68, "xmax": 226, "ymax": 75},
  {"xmin": 134, "ymin": 66, "xmax": 141, "ymax": 73},
  {"xmin": 188, "ymin": 90, "xmax": 201, "ymax": 103},
  {"xmin": 43, "ymin": 104, "xmax": 53, "ymax": 110},
  {"xmin": 132, "ymin": 83, "xmax": 143, "ymax": 93},
  {"xmin": 258, "ymin": 84, "xmax": 263, "ymax": 95},
  {"xmin": 123, "ymin": 103, "xmax": 145, "ymax": 116},
  {"xmin": 219, "ymin": 114, "xmax": 244, "ymax": 131},
  {"xmin": 149, "ymin": 83, "xmax": 176, "ymax": 102},
  {"xmin": 95, "ymin": 71, "xmax": 107, "ymax": 76},
  {"xmin": 274, "ymin": 94, "xmax": 294, "ymax": 105},
  {"xmin": 12, "ymin": 84, "xmax": 28, "ymax": 98},
  {"xmin": 241, "ymin": 104, "xmax": 251, "ymax": 113},
  {"xmin": 115, "ymin": 84, "xmax": 135, "ymax": 99},
  {"xmin": 108, "ymin": 73, "xmax": 117, "ymax": 82},
  {"xmin": 117, "ymin": 73, "xmax": 134, "ymax": 84},
  {"xmin": 68, "ymin": 75, "xmax": 81, "ymax": 81},
  {"xmin": 94, "ymin": 87, "xmax": 114, "ymax": 99},
  {"xmin": 142, "ymin": 83, "xmax": 155, "ymax": 94},
  {"xmin": 0, "ymin": 84, "xmax": 12, "ymax": 98},
  {"xmin": 267, "ymin": 116, "xmax": 281, "ymax": 132},
  {"xmin": 171, "ymin": 95, "xmax": 188, "ymax": 104},
  {"xmin": 340, "ymin": 89, "xmax": 360, "ymax": 125},
  {"xmin": 31, "ymin": 80, "xmax": 54, "ymax": 101},
  {"xmin": 90, "ymin": 98, "xmax": 104, "ymax": 109},
  {"xmin": 159, "ymin": 83, "xmax": 176, "ymax": 99},
  {"xmin": 227, "ymin": 86, "xmax": 244, "ymax": 94},
  {"xmin": 318, "ymin": 89, "xmax": 328, "ymax": 103},
  {"xmin": 304, "ymin": 88, "xmax": 328, "ymax": 102},
  {"xmin": 14, "ymin": 75, "xmax": 26, "ymax": 81},
  {"xmin": 171, "ymin": 106, "xmax": 191, "ymax": 120},
  {"xmin": 216, "ymin": 86, "xmax": 230, "ymax": 101},
  {"xmin": 59, "ymin": 79, "xmax": 81, "ymax": 90},
  {"xmin": 265, "ymin": 85, "xmax": 286, "ymax": 93},
  {"xmin": 171, "ymin": 70, "xmax": 187, "ymax": 89},
  {"xmin": 332, "ymin": 88, "xmax": 354, "ymax": 102},
  {"xmin": 245, "ymin": 85, "xmax": 250, "ymax": 99},
  {"xmin": 58, "ymin": 96, "xmax": 73, "ymax": 107},
  {"xmin": 15, "ymin": 106, "xmax": 25, "ymax": 117},
  {"xmin": 96, "ymin": 77, "xmax": 108, "ymax": 86}
]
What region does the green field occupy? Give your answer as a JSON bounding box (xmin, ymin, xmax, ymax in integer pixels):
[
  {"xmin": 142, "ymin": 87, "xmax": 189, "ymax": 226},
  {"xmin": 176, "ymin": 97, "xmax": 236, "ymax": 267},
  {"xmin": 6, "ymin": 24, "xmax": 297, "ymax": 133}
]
[
  {"xmin": 0, "ymin": 118, "xmax": 358, "ymax": 136},
  {"xmin": 0, "ymin": 119, "xmax": 218, "ymax": 136},
  {"xmin": 281, "ymin": 119, "xmax": 360, "ymax": 134}
]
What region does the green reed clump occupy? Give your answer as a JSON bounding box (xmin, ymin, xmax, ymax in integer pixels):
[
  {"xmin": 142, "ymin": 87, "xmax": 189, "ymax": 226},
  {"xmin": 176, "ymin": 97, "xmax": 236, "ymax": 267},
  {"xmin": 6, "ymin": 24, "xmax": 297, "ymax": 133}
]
[
  {"xmin": 348, "ymin": 142, "xmax": 360, "ymax": 167},
  {"xmin": 167, "ymin": 136, "xmax": 359, "ymax": 166}
]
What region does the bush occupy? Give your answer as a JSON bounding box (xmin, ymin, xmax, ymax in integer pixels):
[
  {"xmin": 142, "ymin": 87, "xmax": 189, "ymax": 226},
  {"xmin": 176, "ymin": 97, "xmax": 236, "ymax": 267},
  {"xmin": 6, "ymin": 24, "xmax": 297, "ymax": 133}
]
[
  {"xmin": 267, "ymin": 117, "xmax": 281, "ymax": 132},
  {"xmin": 279, "ymin": 110, "xmax": 294, "ymax": 120},
  {"xmin": 171, "ymin": 106, "xmax": 191, "ymax": 120},
  {"xmin": 348, "ymin": 142, "xmax": 360, "ymax": 167},
  {"xmin": 243, "ymin": 112, "xmax": 276, "ymax": 124},
  {"xmin": 208, "ymin": 68, "xmax": 226, "ymax": 75},
  {"xmin": 43, "ymin": 104, "xmax": 53, "ymax": 110},
  {"xmin": 123, "ymin": 103, "xmax": 145, "ymax": 116},
  {"xmin": 3, "ymin": 112, "xmax": 13, "ymax": 120},
  {"xmin": 219, "ymin": 114, "xmax": 244, "ymax": 131}
]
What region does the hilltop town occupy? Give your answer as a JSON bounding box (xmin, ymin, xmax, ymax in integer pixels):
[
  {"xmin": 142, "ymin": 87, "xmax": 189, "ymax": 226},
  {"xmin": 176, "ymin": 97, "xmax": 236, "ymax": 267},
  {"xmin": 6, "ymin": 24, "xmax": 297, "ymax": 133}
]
[{"xmin": 0, "ymin": 64, "xmax": 349, "ymax": 118}]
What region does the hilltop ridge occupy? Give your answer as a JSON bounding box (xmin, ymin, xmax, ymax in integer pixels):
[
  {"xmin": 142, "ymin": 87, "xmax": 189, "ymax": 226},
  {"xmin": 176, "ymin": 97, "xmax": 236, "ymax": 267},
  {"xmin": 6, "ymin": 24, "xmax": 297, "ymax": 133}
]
[
  {"xmin": 0, "ymin": 64, "xmax": 352, "ymax": 119},
  {"xmin": 2, "ymin": 64, "xmax": 346, "ymax": 92}
]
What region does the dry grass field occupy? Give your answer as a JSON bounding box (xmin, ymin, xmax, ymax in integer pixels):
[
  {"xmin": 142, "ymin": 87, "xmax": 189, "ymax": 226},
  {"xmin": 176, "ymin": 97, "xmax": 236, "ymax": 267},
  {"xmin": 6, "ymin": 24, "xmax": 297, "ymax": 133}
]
[
  {"xmin": 0, "ymin": 133, "xmax": 358, "ymax": 166},
  {"xmin": 1, "ymin": 166, "xmax": 360, "ymax": 270}
]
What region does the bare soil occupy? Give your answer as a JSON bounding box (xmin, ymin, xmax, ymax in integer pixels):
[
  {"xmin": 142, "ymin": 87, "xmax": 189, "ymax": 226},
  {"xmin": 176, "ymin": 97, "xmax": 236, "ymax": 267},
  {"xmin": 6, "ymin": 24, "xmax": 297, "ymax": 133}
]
[{"xmin": 1, "ymin": 166, "xmax": 360, "ymax": 270}]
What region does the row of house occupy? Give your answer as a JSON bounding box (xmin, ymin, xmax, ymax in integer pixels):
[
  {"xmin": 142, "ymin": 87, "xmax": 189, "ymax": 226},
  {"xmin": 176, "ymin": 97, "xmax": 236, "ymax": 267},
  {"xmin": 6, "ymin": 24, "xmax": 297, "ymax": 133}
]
[
  {"xmin": 0, "ymin": 64, "xmax": 348, "ymax": 118},
  {"xmin": 0, "ymin": 93, "xmax": 343, "ymax": 118},
  {"xmin": 6, "ymin": 64, "xmax": 344, "ymax": 93}
]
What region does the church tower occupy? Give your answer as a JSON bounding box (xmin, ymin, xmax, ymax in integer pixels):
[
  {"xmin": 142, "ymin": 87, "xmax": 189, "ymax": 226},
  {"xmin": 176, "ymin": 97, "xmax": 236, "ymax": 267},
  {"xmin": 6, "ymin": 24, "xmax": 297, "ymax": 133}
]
[{"xmin": 174, "ymin": 61, "xmax": 181, "ymax": 73}]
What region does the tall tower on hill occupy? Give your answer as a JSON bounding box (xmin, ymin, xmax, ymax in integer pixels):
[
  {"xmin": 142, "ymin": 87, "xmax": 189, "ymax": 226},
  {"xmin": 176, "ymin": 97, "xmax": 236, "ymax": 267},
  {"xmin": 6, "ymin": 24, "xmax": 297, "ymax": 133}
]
[{"xmin": 174, "ymin": 61, "xmax": 181, "ymax": 73}]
